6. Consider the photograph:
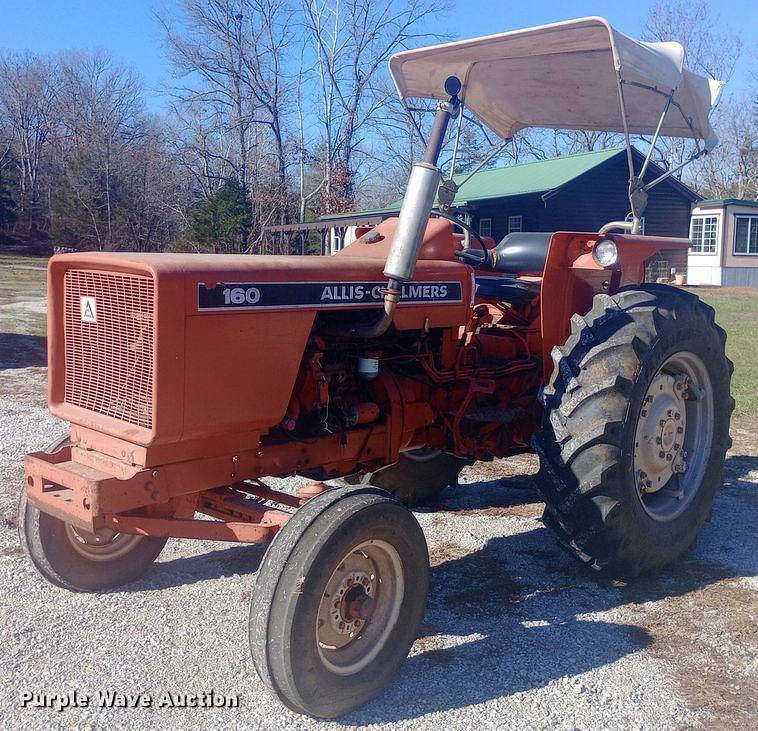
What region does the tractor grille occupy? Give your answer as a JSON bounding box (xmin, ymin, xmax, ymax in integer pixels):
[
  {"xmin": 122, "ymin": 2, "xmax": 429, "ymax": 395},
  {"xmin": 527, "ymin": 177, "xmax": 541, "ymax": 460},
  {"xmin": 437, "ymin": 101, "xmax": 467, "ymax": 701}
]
[{"xmin": 63, "ymin": 270, "xmax": 156, "ymax": 429}]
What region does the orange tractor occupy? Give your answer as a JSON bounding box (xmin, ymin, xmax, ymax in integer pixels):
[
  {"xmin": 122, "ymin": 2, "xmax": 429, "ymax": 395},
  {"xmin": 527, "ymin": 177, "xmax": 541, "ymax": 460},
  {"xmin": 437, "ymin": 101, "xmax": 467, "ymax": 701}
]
[{"xmin": 20, "ymin": 18, "xmax": 732, "ymax": 718}]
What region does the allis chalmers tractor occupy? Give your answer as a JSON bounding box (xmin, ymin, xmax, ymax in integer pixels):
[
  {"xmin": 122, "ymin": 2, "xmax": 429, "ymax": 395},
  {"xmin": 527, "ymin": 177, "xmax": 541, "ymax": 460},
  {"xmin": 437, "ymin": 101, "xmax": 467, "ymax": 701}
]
[{"xmin": 20, "ymin": 17, "xmax": 732, "ymax": 718}]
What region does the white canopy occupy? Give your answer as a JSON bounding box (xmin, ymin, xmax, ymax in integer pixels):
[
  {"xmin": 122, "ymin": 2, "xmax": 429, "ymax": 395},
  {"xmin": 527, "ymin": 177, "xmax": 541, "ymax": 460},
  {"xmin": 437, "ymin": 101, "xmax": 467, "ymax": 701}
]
[{"xmin": 389, "ymin": 17, "xmax": 723, "ymax": 149}]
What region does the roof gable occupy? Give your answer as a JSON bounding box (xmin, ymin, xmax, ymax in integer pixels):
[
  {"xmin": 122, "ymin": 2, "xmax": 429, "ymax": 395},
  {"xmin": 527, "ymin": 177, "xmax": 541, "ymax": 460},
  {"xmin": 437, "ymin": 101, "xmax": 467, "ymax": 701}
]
[
  {"xmin": 323, "ymin": 145, "xmax": 697, "ymax": 220},
  {"xmin": 449, "ymin": 147, "xmax": 624, "ymax": 203}
]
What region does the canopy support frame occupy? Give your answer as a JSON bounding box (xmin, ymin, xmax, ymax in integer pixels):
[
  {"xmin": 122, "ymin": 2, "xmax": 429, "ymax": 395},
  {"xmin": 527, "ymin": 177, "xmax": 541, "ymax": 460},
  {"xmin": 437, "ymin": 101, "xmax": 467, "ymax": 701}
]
[{"xmin": 608, "ymin": 75, "xmax": 709, "ymax": 236}]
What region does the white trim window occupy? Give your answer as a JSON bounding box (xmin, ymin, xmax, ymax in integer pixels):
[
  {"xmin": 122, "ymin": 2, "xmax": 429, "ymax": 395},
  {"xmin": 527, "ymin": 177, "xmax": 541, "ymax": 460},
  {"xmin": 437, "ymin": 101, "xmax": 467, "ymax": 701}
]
[
  {"xmin": 508, "ymin": 215, "xmax": 522, "ymax": 233},
  {"xmin": 690, "ymin": 215, "xmax": 718, "ymax": 254},
  {"xmin": 479, "ymin": 217, "xmax": 492, "ymax": 237},
  {"xmin": 734, "ymin": 215, "xmax": 758, "ymax": 255}
]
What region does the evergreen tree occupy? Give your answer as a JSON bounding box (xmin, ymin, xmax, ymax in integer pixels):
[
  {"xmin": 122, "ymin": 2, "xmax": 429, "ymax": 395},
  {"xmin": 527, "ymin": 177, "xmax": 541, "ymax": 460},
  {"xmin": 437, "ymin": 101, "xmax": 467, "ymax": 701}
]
[
  {"xmin": 0, "ymin": 179, "xmax": 16, "ymax": 228},
  {"xmin": 189, "ymin": 179, "xmax": 252, "ymax": 253}
]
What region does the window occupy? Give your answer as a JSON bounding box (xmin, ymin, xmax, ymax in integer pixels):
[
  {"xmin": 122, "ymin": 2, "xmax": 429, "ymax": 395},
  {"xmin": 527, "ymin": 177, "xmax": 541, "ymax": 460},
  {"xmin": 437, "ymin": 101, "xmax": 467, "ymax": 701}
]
[
  {"xmin": 734, "ymin": 215, "xmax": 758, "ymax": 255},
  {"xmin": 508, "ymin": 215, "xmax": 522, "ymax": 233},
  {"xmin": 479, "ymin": 218, "xmax": 492, "ymax": 237},
  {"xmin": 690, "ymin": 215, "xmax": 718, "ymax": 254}
]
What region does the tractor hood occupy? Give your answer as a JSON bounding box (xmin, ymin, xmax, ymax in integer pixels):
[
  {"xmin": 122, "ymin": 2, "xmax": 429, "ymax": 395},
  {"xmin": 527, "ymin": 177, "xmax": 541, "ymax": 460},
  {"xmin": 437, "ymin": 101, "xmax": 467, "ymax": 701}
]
[{"xmin": 45, "ymin": 243, "xmax": 472, "ymax": 450}]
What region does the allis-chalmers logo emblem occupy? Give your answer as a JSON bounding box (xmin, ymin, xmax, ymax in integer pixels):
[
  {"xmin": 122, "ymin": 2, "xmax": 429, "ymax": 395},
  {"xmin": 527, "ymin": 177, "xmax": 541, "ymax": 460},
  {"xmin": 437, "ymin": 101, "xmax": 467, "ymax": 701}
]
[{"xmin": 80, "ymin": 296, "xmax": 97, "ymax": 323}]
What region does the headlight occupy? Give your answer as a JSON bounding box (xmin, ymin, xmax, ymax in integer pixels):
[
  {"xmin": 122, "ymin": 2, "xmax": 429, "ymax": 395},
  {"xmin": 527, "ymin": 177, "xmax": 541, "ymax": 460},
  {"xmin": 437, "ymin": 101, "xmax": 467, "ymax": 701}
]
[{"xmin": 592, "ymin": 239, "xmax": 618, "ymax": 267}]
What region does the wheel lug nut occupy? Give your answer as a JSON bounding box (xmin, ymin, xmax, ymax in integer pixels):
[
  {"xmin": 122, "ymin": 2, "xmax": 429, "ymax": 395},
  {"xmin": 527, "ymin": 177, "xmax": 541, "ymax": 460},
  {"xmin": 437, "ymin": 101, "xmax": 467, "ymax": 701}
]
[
  {"xmin": 659, "ymin": 419, "xmax": 666, "ymax": 427},
  {"xmin": 641, "ymin": 410, "xmax": 648, "ymax": 417},
  {"xmin": 674, "ymin": 413, "xmax": 680, "ymax": 421},
  {"xmin": 667, "ymin": 409, "xmax": 673, "ymax": 417},
  {"xmin": 674, "ymin": 443, "xmax": 680, "ymax": 451},
  {"xmin": 666, "ymin": 454, "xmax": 673, "ymax": 461},
  {"xmin": 655, "ymin": 437, "xmax": 662, "ymax": 445},
  {"xmin": 677, "ymin": 426, "xmax": 684, "ymax": 434},
  {"xmin": 659, "ymin": 450, "xmax": 666, "ymax": 459}
]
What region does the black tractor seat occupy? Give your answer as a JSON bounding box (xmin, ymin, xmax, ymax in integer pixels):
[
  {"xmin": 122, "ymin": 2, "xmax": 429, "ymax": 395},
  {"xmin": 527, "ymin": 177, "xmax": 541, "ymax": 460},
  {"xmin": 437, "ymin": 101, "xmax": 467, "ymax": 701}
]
[
  {"xmin": 457, "ymin": 232, "xmax": 552, "ymax": 275},
  {"xmin": 475, "ymin": 276, "xmax": 540, "ymax": 303}
]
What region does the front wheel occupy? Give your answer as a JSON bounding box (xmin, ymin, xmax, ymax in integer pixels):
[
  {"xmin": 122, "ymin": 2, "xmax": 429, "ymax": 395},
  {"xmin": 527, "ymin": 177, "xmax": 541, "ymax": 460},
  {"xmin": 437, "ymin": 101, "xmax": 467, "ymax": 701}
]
[
  {"xmin": 249, "ymin": 485, "xmax": 429, "ymax": 718},
  {"xmin": 535, "ymin": 285, "xmax": 733, "ymax": 578},
  {"xmin": 18, "ymin": 435, "xmax": 167, "ymax": 592}
]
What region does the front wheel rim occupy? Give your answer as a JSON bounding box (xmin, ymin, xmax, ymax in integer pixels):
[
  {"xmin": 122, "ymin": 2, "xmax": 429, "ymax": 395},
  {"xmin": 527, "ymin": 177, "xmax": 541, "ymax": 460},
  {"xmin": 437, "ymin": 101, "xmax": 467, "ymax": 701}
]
[
  {"xmin": 64, "ymin": 524, "xmax": 143, "ymax": 561},
  {"xmin": 316, "ymin": 539, "xmax": 405, "ymax": 676},
  {"xmin": 633, "ymin": 351, "xmax": 714, "ymax": 522}
]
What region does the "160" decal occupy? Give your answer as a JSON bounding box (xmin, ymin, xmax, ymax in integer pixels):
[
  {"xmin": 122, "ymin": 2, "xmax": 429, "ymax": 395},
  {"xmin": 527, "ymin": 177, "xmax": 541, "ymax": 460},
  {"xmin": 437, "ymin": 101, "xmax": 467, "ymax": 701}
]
[{"xmin": 197, "ymin": 280, "xmax": 463, "ymax": 311}]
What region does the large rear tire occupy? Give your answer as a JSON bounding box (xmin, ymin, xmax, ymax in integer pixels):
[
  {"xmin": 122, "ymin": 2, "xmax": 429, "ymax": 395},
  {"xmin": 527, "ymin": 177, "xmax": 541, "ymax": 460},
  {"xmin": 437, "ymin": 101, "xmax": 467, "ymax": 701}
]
[
  {"xmin": 534, "ymin": 285, "xmax": 733, "ymax": 578},
  {"xmin": 249, "ymin": 485, "xmax": 429, "ymax": 718}
]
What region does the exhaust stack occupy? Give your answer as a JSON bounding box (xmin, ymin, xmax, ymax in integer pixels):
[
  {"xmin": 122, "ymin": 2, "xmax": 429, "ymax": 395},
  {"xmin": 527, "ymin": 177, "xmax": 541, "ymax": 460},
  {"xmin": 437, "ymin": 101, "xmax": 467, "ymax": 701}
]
[
  {"xmin": 344, "ymin": 79, "xmax": 460, "ymax": 338},
  {"xmin": 383, "ymin": 163, "xmax": 442, "ymax": 282}
]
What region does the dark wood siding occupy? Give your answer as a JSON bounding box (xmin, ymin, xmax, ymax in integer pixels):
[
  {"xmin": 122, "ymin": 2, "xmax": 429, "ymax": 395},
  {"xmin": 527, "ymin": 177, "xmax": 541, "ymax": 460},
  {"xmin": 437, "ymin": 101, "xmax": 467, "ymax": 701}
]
[
  {"xmin": 468, "ymin": 194, "xmax": 542, "ymax": 242},
  {"xmin": 467, "ymin": 150, "xmax": 694, "ymax": 273},
  {"xmin": 539, "ymin": 152, "xmax": 693, "ymax": 239}
]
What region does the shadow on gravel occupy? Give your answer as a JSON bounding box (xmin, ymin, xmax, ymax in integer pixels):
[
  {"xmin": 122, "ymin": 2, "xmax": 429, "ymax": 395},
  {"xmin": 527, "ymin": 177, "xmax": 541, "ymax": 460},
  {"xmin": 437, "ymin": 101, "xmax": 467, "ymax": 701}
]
[
  {"xmin": 130, "ymin": 543, "xmax": 267, "ymax": 592},
  {"xmin": 113, "ymin": 464, "xmax": 754, "ymax": 722},
  {"xmin": 340, "ymin": 477, "xmax": 757, "ymax": 724},
  {"xmin": 434, "ymin": 475, "xmax": 542, "ymax": 514},
  {"xmin": 0, "ymin": 333, "xmax": 47, "ymax": 369},
  {"xmin": 723, "ymin": 454, "xmax": 758, "ymax": 489}
]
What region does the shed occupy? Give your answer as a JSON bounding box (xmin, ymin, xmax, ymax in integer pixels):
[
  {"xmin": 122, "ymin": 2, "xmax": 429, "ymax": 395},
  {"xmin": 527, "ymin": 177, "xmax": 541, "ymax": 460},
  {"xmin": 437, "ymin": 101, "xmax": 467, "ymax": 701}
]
[
  {"xmin": 687, "ymin": 199, "xmax": 758, "ymax": 287},
  {"xmin": 324, "ymin": 146, "xmax": 698, "ymax": 275}
]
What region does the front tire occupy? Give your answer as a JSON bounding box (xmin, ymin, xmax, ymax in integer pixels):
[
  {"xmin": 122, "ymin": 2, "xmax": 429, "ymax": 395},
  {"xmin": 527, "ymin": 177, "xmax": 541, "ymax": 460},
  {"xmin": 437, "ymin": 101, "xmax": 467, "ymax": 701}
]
[
  {"xmin": 18, "ymin": 435, "xmax": 167, "ymax": 592},
  {"xmin": 535, "ymin": 285, "xmax": 733, "ymax": 578},
  {"xmin": 249, "ymin": 485, "xmax": 429, "ymax": 718}
]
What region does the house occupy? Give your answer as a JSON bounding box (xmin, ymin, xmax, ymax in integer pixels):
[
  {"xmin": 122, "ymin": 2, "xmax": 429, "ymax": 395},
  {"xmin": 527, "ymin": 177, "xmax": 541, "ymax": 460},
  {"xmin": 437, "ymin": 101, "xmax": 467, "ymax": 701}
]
[
  {"xmin": 322, "ymin": 147, "xmax": 699, "ymax": 275},
  {"xmin": 687, "ymin": 199, "xmax": 758, "ymax": 287}
]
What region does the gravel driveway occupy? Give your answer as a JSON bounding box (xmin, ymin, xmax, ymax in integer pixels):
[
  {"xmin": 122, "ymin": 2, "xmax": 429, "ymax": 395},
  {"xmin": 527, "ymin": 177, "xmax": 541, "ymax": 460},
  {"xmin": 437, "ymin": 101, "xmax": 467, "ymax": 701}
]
[{"xmin": 1, "ymin": 272, "xmax": 756, "ymax": 730}]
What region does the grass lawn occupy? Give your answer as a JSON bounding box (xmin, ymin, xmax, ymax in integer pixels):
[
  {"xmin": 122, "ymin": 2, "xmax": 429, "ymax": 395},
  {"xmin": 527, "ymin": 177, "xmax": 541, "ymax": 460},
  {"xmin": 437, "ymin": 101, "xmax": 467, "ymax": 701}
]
[
  {"xmin": 694, "ymin": 286, "xmax": 758, "ymax": 420},
  {"xmin": 0, "ymin": 255, "xmax": 47, "ymax": 339},
  {"xmin": 1, "ymin": 254, "xmax": 756, "ymax": 420}
]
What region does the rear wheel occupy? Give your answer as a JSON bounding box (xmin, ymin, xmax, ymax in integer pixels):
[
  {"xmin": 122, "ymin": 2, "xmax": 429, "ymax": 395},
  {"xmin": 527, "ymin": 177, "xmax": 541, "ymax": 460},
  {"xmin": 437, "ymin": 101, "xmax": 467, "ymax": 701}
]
[
  {"xmin": 249, "ymin": 485, "xmax": 429, "ymax": 718},
  {"xmin": 18, "ymin": 435, "xmax": 167, "ymax": 592},
  {"xmin": 535, "ymin": 285, "xmax": 733, "ymax": 578},
  {"xmin": 353, "ymin": 448, "xmax": 468, "ymax": 507}
]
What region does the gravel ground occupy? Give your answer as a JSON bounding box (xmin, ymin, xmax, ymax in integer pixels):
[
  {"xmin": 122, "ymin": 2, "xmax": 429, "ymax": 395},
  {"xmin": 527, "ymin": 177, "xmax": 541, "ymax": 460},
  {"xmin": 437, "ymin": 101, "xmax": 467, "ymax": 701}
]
[{"xmin": 1, "ymin": 283, "xmax": 756, "ymax": 730}]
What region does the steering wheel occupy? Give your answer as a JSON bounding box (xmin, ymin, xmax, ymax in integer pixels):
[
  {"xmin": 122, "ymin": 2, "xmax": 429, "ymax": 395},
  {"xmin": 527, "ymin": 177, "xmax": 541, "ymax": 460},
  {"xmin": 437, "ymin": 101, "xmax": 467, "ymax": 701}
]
[{"xmin": 429, "ymin": 209, "xmax": 490, "ymax": 269}]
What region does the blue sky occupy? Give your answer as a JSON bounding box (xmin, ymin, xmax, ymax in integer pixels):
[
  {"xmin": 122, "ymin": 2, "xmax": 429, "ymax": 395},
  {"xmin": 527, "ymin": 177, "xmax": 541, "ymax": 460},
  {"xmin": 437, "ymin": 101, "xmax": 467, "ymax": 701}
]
[{"xmin": 1, "ymin": 0, "xmax": 753, "ymax": 113}]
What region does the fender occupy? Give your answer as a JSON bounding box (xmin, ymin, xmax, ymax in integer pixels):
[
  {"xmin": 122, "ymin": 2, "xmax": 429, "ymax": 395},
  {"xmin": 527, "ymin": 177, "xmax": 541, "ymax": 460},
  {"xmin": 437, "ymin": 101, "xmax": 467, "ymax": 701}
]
[{"xmin": 539, "ymin": 232, "xmax": 691, "ymax": 382}]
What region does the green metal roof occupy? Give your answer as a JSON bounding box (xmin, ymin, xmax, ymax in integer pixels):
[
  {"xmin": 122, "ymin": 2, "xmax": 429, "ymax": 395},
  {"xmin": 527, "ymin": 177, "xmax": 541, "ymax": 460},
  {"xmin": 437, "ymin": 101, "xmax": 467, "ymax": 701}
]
[
  {"xmin": 324, "ymin": 147, "xmax": 626, "ymax": 220},
  {"xmin": 696, "ymin": 198, "xmax": 758, "ymax": 208}
]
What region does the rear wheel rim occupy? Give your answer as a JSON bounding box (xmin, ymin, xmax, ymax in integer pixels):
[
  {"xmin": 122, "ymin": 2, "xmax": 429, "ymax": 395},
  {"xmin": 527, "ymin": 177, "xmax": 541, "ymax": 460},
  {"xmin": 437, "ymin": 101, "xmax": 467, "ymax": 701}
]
[
  {"xmin": 633, "ymin": 351, "xmax": 714, "ymax": 522},
  {"xmin": 316, "ymin": 539, "xmax": 404, "ymax": 676},
  {"xmin": 64, "ymin": 524, "xmax": 143, "ymax": 562}
]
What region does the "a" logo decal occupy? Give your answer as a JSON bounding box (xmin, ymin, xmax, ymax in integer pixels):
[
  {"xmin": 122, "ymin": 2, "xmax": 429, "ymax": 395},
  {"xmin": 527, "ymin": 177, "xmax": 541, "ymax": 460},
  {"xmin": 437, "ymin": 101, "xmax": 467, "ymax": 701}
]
[{"xmin": 80, "ymin": 296, "xmax": 97, "ymax": 323}]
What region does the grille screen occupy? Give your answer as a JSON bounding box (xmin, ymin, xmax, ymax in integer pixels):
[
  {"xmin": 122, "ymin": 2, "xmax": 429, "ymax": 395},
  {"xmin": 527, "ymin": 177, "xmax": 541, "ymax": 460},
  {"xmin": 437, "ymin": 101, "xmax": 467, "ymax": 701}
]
[{"xmin": 64, "ymin": 270, "xmax": 155, "ymax": 429}]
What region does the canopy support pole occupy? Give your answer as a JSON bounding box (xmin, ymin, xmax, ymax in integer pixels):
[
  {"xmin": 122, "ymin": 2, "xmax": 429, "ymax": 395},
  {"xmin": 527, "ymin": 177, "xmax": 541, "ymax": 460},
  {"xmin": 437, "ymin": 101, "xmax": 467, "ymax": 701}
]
[
  {"xmin": 639, "ymin": 93, "xmax": 674, "ymax": 180},
  {"xmin": 449, "ymin": 102, "xmax": 465, "ymax": 178},
  {"xmin": 642, "ymin": 148, "xmax": 707, "ymax": 192},
  {"xmin": 614, "ymin": 75, "xmax": 643, "ymax": 234},
  {"xmin": 402, "ymin": 99, "xmax": 428, "ymax": 149}
]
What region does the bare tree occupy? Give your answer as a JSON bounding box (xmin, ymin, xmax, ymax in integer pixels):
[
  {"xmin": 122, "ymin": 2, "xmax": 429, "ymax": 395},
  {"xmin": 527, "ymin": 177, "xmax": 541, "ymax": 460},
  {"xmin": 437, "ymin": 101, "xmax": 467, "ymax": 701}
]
[
  {"xmin": 643, "ymin": 0, "xmax": 741, "ymax": 177},
  {"xmin": 0, "ymin": 53, "xmax": 57, "ymax": 224},
  {"xmin": 49, "ymin": 51, "xmax": 166, "ymax": 250},
  {"xmin": 301, "ymin": 0, "xmax": 444, "ymax": 212},
  {"xmin": 694, "ymin": 95, "xmax": 757, "ymax": 199},
  {"xmin": 160, "ymin": 0, "xmax": 295, "ymax": 251}
]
